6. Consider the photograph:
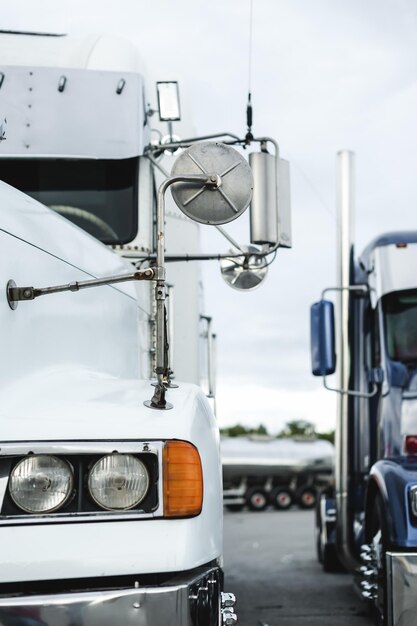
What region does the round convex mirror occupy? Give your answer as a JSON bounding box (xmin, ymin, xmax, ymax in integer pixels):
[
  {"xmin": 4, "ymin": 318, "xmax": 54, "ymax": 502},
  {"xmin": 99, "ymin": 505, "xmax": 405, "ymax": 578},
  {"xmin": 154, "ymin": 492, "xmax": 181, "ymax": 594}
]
[
  {"xmin": 220, "ymin": 245, "xmax": 268, "ymax": 291},
  {"xmin": 170, "ymin": 142, "xmax": 253, "ymax": 225}
]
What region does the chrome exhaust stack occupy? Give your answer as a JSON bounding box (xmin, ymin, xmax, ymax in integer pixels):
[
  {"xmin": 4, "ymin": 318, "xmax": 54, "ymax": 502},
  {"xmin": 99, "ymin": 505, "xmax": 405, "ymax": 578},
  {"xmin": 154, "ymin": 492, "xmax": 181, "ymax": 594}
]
[{"xmin": 335, "ymin": 150, "xmax": 358, "ymax": 570}]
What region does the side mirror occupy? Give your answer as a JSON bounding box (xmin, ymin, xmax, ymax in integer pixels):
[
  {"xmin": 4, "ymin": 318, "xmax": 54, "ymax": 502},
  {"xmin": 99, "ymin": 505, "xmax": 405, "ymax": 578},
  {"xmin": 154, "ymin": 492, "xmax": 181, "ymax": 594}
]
[
  {"xmin": 310, "ymin": 300, "xmax": 336, "ymax": 376},
  {"xmin": 171, "ymin": 142, "xmax": 253, "ymax": 225}
]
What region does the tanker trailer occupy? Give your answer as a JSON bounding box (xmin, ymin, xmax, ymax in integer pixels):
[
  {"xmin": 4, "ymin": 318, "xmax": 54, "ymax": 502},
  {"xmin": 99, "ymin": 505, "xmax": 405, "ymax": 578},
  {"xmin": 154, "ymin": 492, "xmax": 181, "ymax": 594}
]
[{"xmin": 221, "ymin": 436, "xmax": 334, "ymax": 511}]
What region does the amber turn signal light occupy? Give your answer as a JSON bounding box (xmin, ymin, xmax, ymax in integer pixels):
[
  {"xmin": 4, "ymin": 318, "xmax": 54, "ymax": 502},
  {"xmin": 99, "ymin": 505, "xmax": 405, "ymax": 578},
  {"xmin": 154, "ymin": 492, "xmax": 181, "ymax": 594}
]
[{"xmin": 163, "ymin": 440, "xmax": 203, "ymax": 517}]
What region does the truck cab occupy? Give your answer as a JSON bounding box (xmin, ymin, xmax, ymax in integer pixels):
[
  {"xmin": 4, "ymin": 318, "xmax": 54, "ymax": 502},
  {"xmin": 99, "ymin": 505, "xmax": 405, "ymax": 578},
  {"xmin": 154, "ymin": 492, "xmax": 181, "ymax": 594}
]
[
  {"xmin": 0, "ymin": 31, "xmax": 226, "ymax": 626},
  {"xmin": 0, "ymin": 29, "xmax": 289, "ymax": 626}
]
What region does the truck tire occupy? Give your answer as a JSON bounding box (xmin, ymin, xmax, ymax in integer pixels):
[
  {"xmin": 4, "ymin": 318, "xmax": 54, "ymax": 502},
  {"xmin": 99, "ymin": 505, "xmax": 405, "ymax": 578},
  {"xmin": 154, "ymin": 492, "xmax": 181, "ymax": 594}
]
[
  {"xmin": 246, "ymin": 487, "xmax": 268, "ymax": 511},
  {"xmin": 271, "ymin": 487, "xmax": 293, "ymax": 510},
  {"xmin": 297, "ymin": 486, "xmax": 317, "ymax": 509},
  {"xmin": 315, "ymin": 493, "xmax": 342, "ymax": 572},
  {"xmin": 315, "ymin": 496, "xmax": 324, "ymax": 563}
]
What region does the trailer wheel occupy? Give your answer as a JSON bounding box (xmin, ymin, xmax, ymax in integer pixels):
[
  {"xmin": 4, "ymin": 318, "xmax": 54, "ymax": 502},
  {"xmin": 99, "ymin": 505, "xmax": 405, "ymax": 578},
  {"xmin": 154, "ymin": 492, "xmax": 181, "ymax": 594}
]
[
  {"xmin": 297, "ymin": 487, "xmax": 317, "ymax": 509},
  {"xmin": 246, "ymin": 487, "xmax": 268, "ymax": 511},
  {"xmin": 271, "ymin": 487, "xmax": 293, "ymax": 510}
]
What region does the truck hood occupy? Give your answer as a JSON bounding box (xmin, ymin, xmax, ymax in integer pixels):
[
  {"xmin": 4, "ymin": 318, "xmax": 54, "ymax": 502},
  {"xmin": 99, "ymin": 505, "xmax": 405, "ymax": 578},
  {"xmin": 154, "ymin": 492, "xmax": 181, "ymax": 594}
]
[{"xmin": 0, "ymin": 367, "xmax": 213, "ymax": 443}]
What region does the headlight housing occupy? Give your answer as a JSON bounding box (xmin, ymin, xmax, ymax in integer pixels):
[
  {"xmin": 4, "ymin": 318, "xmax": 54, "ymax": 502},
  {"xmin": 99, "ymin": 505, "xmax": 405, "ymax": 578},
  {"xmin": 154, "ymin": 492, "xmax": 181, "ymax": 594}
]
[
  {"xmin": 88, "ymin": 454, "xmax": 149, "ymax": 511},
  {"xmin": 9, "ymin": 455, "xmax": 74, "ymax": 514}
]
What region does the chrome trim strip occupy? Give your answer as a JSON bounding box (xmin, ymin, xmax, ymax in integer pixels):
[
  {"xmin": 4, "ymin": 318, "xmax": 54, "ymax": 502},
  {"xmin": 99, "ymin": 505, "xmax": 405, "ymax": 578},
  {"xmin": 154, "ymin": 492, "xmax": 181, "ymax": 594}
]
[
  {"xmin": 386, "ymin": 552, "xmax": 417, "ymax": 626},
  {"xmin": 386, "ymin": 551, "xmax": 393, "ymax": 626},
  {"xmin": 0, "ymin": 584, "xmax": 188, "ymax": 626},
  {"xmin": 0, "ymin": 566, "xmax": 220, "ymax": 626},
  {"xmin": 0, "ymin": 508, "xmax": 162, "ymax": 525},
  {"xmin": 0, "ymin": 441, "xmax": 162, "ymax": 456},
  {"xmin": 0, "ymin": 440, "xmax": 164, "ymax": 525},
  {"xmin": 0, "ymin": 461, "xmax": 10, "ymax": 508}
]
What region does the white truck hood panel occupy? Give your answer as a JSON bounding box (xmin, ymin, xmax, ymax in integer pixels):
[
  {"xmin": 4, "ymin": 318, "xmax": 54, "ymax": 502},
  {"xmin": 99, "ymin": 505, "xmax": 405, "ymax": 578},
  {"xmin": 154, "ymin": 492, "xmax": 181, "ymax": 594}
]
[
  {"xmin": 0, "ymin": 368, "xmax": 209, "ymax": 442},
  {"xmin": 0, "ymin": 370, "xmax": 223, "ymax": 582}
]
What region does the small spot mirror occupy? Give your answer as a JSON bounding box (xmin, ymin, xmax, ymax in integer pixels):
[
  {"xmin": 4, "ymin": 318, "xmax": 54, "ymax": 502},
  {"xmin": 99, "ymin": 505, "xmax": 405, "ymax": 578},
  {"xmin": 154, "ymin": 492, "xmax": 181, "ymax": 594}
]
[{"xmin": 220, "ymin": 245, "xmax": 268, "ymax": 291}]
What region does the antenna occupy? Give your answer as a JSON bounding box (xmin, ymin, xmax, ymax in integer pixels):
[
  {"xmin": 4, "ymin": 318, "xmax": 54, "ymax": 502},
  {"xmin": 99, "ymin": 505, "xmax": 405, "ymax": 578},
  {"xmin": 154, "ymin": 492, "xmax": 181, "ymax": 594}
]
[{"xmin": 245, "ymin": 0, "xmax": 254, "ymax": 143}]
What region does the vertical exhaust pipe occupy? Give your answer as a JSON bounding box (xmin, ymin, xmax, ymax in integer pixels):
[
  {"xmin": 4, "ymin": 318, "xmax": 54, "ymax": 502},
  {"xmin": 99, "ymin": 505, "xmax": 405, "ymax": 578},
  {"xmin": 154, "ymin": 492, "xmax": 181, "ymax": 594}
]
[
  {"xmin": 200, "ymin": 315, "xmax": 217, "ymax": 414},
  {"xmin": 335, "ymin": 150, "xmax": 358, "ymax": 569},
  {"xmin": 166, "ymin": 284, "xmax": 175, "ymax": 373}
]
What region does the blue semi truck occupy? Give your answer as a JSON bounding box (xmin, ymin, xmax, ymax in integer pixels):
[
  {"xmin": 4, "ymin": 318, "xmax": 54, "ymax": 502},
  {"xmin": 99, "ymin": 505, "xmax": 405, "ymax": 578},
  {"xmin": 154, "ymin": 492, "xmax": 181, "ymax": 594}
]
[{"xmin": 311, "ymin": 151, "xmax": 417, "ymax": 626}]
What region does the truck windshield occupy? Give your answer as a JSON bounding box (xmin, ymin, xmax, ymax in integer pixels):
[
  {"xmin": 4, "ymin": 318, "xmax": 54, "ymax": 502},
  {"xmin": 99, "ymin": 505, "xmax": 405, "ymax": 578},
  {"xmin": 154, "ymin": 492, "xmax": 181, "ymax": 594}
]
[
  {"xmin": 0, "ymin": 158, "xmax": 139, "ymax": 244},
  {"xmin": 383, "ymin": 289, "xmax": 417, "ymax": 365}
]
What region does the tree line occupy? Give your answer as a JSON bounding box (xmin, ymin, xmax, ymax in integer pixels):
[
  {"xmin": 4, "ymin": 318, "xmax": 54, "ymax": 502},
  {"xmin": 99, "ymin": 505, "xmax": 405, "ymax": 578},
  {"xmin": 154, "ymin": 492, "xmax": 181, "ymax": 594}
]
[{"xmin": 220, "ymin": 419, "xmax": 335, "ymax": 444}]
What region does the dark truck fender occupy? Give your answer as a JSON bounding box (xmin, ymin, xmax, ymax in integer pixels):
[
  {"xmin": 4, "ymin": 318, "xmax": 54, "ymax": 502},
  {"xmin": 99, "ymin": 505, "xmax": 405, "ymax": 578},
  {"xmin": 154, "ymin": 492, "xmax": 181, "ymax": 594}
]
[{"xmin": 366, "ymin": 459, "xmax": 417, "ymax": 547}]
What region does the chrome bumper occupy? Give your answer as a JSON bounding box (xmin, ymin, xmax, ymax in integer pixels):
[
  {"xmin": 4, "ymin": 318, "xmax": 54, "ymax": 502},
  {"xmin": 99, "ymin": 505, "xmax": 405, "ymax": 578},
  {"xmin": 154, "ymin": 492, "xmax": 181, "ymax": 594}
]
[
  {"xmin": 387, "ymin": 552, "xmax": 417, "ymax": 626},
  {"xmin": 0, "ymin": 567, "xmax": 225, "ymax": 626}
]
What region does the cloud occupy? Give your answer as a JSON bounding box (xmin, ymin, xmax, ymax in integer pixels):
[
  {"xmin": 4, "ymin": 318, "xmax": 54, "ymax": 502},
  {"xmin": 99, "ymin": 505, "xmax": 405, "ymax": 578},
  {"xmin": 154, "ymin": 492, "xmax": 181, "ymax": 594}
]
[
  {"xmin": 215, "ymin": 380, "xmax": 337, "ymax": 434},
  {"xmin": 3, "ymin": 0, "xmax": 417, "ymax": 434}
]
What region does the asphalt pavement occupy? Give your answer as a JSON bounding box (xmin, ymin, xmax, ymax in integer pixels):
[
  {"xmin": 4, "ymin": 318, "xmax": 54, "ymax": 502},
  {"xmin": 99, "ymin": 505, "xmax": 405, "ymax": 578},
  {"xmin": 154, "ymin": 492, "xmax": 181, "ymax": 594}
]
[{"xmin": 223, "ymin": 508, "xmax": 373, "ymax": 626}]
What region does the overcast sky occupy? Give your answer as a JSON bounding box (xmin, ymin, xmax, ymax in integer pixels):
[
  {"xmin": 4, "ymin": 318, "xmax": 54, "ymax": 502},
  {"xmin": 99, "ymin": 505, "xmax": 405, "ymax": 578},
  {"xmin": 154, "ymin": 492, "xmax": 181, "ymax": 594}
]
[{"xmin": 3, "ymin": 1, "xmax": 417, "ymax": 433}]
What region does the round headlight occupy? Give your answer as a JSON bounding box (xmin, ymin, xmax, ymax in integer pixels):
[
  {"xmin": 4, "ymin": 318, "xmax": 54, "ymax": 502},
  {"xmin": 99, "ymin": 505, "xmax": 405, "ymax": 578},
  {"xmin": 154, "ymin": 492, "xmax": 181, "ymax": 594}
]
[
  {"xmin": 88, "ymin": 454, "xmax": 149, "ymax": 511},
  {"xmin": 9, "ymin": 455, "xmax": 74, "ymax": 514}
]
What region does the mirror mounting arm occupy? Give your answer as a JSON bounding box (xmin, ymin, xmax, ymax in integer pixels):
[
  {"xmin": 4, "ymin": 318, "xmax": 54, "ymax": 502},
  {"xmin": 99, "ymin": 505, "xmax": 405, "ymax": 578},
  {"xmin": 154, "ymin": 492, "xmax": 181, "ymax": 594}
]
[
  {"xmin": 144, "ymin": 173, "xmax": 217, "ymax": 412},
  {"xmin": 144, "ymin": 154, "xmax": 251, "ymax": 257},
  {"xmin": 7, "ymin": 269, "xmax": 155, "ymax": 307},
  {"xmin": 321, "ymin": 284, "xmax": 368, "ymax": 299},
  {"xmin": 317, "ymin": 284, "xmax": 377, "ymax": 398},
  {"xmin": 323, "ymin": 376, "xmax": 379, "ymax": 398}
]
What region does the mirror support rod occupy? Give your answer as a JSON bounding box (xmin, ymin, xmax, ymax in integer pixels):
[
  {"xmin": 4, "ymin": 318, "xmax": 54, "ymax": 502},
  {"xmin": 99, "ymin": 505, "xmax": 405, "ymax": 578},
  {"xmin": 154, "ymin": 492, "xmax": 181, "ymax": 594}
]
[
  {"xmin": 130, "ymin": 251, "xmax": 273, "ymax": 262},
  {"xmin": 145, "ymin": 138, "xmax": 279, "ymax": 261},
  {"xmin": 214, "ymin": 225, "xmax": 246, "ymax": 254},
  {"xmin": 145, "ymin": 152, "xmax": 249, "ymax": 254},
  {"xmin": 321, "ymin": 285, "xmax": 368, "ymax": 299},
  {"xmin": 319, "ymin": 283, "xmax": 377, "ymax": 397},
  {"xmin": 145, "ymin": 153, "xmax": 250, "ymax": 258},
  {"xmin": 146, "ymin": 153, "xmax": 246, "ymax": 256},
  {"xmin": 145, "ymin": 174, "xmax": 220, "ymax": 411},
  {"xmin": 323, "ymin": 377, "xmax": 378, "ymax": 398},
  {"xmin": 7, "ymin": 269, "xmax": 155, "ymax": 307},
  {"xmin": 201, "ymin": 315, "xmax": 216, "ymax": 401},
  {"xmin": 146, "ymin": 133, "xmax": 276, "ymax": 153}
]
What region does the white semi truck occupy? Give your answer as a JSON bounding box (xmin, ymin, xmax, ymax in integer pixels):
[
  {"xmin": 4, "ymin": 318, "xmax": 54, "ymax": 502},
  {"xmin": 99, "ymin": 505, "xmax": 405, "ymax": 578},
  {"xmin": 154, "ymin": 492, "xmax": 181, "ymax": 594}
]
[{"xmin": 0, "ymin": 31, "xmax": 290, "ymax": 626}]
